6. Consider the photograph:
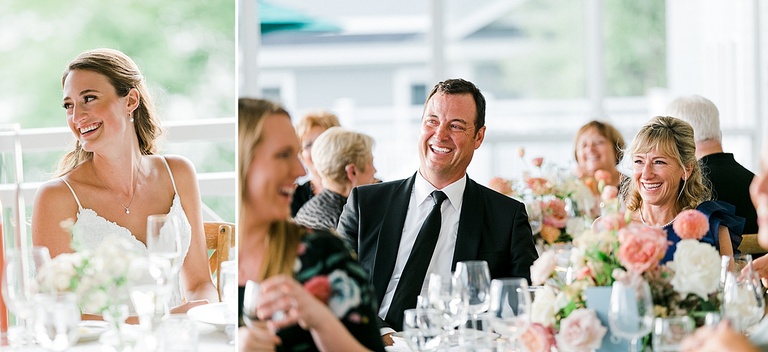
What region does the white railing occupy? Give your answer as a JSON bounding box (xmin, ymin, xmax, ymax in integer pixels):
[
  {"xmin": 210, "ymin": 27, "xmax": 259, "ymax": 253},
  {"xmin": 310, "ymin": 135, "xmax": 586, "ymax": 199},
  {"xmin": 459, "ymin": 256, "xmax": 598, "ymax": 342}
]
[{"xmin": 0, "ymin": 118, "xmax": 235, "ymax": 221}]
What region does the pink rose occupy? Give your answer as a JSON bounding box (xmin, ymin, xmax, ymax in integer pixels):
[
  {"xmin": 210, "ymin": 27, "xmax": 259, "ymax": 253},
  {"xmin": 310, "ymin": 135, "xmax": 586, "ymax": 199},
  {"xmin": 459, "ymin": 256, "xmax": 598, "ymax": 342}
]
[
  {"xmin": 520, "ymin": 323, "xmax": 556, "ymax": 352},
  {"xmin": 303, "ymin": 276, "xmax": 331, "ymax": 304},
  {"xmin": 594, "ymin": 169, "xmax": 612, "ymax": 184},
  {"xmin": 532, "ymin": 157, "xmax": 544, "ymax": 168},
  {"xmin": 488, "ymin": 177, "xmax": 513, "ymax": 196},
  {"xmin": 555, "ymin": 309, "xmax": 607, "ymax": 352},
  {"xmin": 672, "ymin": 209, "xmax": 709, "ymax": 240},
  {"xmin": 600, "ymin": 185, "xmax": 619, "ymax": 202},
  {"xmin": 617, "ymin": 223, "xmax": 668, "ymax": 274},
  {"xmin": 531, "ymin": 250, "xmax": 558, "ymax": 285},
  {"xmin": 542, "ymin": 198, "xmax": 568, "ymax": 229},
  {"xmin": 592, "ymin": 213, "xmax": 627, "ymax": 232},
  {"xmin": 526, "ymin": 177, "xmax": 552, "ymax": 195}
]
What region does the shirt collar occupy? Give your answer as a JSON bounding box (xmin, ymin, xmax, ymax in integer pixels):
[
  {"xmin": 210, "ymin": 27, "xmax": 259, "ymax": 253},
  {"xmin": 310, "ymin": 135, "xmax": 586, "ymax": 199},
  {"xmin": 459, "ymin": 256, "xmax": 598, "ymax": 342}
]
[{"xmin": 414, "ymin": 172, "xmax": 466, "ymax": 211}]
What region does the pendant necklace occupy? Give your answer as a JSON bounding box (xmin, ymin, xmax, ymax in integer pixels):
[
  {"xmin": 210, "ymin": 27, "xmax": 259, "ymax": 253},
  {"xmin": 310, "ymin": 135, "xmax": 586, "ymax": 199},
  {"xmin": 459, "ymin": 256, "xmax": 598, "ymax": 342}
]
[
  {"xmin": 91, "ymin": 162, "xmax": 138, "ymax": 214},
  {"xmin": 639, "ymin": 210, "xmax": 676, "ymax": 228}
]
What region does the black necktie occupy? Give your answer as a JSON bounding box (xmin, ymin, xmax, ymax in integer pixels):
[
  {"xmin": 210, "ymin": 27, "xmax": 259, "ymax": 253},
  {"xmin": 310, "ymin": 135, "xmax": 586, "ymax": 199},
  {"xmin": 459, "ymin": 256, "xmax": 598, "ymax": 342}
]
[{"xmin": 386, "ymin": 190, "xmax": 448, "ymax": 331}]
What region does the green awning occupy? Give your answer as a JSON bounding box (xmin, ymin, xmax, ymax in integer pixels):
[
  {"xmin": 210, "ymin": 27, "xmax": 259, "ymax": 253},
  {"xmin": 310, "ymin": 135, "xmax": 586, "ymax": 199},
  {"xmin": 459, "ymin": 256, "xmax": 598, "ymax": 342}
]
[{"xmin": 259, "ymin": 0, "xmax": 340, "ymax": 34}]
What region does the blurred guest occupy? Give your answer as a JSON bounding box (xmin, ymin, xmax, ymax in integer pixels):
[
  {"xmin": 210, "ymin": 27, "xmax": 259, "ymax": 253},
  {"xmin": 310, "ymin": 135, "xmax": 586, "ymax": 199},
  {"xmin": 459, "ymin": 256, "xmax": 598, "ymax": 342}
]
[
  {"xmin": 620, "ymin": 116, "xmax": 744, "ymax": 263},
  {"xmin": 337, "ymin": 78, "xmax": 538, "ymax": 338},
  {"xmin": 294, "ymin": 127, "xmax": 377, "ymax": 231},
  {"xmin": 667, "ymin": 94, "xmax": 758, "ymax": 235},
  {"xmin": 291, "ymin": 110, "xmax": 341, "ymax": 216},
  {"xmin": 573, "ymin": 120, "xmax": 625, "ymax": 188},
  {"xmin": 237, "ymin": 99, "xmax": 384, "ymax": 352}
]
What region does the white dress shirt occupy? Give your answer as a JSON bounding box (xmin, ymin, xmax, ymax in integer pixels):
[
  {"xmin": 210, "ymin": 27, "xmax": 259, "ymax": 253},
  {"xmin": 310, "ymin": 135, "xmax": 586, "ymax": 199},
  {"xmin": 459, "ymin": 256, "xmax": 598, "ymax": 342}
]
[{"xmin": 378, "ymin": 172, "xmax": 466, "ymax": 321}]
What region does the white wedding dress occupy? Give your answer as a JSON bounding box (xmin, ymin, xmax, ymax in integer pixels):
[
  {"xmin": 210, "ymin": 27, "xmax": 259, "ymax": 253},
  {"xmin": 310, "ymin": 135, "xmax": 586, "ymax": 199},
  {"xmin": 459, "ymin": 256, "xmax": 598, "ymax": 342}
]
[{"xmin": 61, "ymin": 157, "xmax": 192, "ymax": 310}]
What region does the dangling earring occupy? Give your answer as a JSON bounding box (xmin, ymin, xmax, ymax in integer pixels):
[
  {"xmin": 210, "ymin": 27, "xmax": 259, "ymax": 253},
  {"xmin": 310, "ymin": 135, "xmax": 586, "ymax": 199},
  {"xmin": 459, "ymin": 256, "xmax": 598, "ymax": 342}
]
[{"xmin": 129, "ymin": 114, "xmax": 134, "ymax": 123}]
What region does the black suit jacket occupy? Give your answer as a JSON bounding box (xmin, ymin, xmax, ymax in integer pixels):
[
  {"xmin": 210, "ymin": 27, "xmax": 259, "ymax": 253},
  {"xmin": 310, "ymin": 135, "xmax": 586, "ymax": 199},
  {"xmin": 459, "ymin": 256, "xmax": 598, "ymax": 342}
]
[
  {"xmin": 700, "ymin": 153, "xmax": 758, "ymax": 234},
  {"xmin": 336, "ymin": 173, "xmax": 538, "ymax": 328}
]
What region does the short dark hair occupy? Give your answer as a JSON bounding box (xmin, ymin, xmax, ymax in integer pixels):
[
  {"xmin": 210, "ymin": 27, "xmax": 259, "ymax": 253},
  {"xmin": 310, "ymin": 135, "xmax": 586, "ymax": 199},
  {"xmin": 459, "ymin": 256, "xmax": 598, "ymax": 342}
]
[{"xmin": 425, "ymin": 78, "xmax": 486, "ymax": 134}]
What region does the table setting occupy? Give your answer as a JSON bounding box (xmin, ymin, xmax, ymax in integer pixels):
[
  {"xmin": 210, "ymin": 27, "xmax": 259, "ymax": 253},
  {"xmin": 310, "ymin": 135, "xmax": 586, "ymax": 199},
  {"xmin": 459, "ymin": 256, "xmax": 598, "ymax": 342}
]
[{"xmin": 0, "ymin": 214, "xmax": 236, "ymax": 351}]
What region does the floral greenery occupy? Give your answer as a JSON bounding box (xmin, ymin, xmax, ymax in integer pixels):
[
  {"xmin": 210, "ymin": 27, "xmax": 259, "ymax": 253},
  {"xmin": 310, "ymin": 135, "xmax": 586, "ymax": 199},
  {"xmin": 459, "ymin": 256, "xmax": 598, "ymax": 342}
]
[{"xmin": 525, "ymin": 195, "xmax": 722, "ymax": 351}]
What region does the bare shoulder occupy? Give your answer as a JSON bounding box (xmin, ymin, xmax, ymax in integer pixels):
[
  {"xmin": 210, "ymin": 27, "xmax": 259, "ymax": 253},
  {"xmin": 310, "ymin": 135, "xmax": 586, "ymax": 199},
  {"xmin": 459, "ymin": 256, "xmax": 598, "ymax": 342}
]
[
  {"xmin": 159, "ymin": 154, "xmax": 197, "ymax": 178},
  {"xmin": 35, "ymin": 177, "xmax": 76, "ymax": 205}
]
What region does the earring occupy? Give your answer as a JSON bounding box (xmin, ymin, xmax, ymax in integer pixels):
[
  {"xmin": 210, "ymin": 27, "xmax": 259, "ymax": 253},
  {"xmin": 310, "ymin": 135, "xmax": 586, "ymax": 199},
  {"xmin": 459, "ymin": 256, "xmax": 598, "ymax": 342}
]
[{"xmin": 129, "ymin": 114, "xmax": 134, "ymax": 123}]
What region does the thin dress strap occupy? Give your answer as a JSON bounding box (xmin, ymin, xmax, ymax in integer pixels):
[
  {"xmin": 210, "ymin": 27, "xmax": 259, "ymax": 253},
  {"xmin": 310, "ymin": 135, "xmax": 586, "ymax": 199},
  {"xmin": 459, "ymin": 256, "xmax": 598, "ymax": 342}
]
[
  {"xmin": 60, "ymin": 178, "xmax": 83, "ymax": 209},
  {"xmin": 160, "ymin": 156, "xmax": 179, "ymax": 195}
]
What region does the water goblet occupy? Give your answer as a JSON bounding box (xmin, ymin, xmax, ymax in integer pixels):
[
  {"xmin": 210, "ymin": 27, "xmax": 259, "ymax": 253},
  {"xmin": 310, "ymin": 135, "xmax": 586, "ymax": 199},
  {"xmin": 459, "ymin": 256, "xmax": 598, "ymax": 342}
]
[
  {"xmin": 403, "ymin": 308, "xmax": 443, "ymax": 352},
  {"xmin": 722, "ymin": 255, "xmax": 765, "ymax": 333},
  {"xmin": 488, "ymin": 278, "xmax": 531, "ymax": 343},
  {"xmin": 608, "ymin": 278, "xmax": 654, "ymax": 352},
  {"xmin": 453, "ymin": 261, "xmax": 491, "ymax": 321},
  {"xmin": 219, "ymin": 260, "xmax": 237, "ymax": 345},
  {"xmin": 127, "ymin": 257, "xmax": 171, "ymax": 336},
  {"xmin": 33, "ymin": 292, "xmax": 80, "ymax": 352},
  {"xmin": 146, "ymin": 214, "xmax": 183, "ymax": 281},
  {"xmin": 652, "ymin": 316, "xmax": 694, "ymax": 352},
  {"xmin": 242, "ymin": 280, "xmax": 261, "ymax": 328},
  {"xmin": 2, "ymin": 246, "xmax": 51, "ymax": 346},
  {"xmin": 426, "ymin": 274, "xmax": 469, "ymax": 345}
]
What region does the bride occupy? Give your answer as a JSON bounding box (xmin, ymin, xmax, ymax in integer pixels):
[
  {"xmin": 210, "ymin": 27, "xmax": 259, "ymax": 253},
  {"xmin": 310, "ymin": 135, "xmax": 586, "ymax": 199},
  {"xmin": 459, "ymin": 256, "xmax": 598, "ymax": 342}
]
[{"xmin": 31, "ymin": 48, "xmax": 218, "ymax": 313}]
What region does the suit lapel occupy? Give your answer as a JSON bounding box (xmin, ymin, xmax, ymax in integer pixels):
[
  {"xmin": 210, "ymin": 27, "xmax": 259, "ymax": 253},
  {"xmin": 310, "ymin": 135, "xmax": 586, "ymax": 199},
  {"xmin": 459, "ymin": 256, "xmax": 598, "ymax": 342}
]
[
  {"xmin": 372, "ymin": 174, "xmax": 416, "ymax": 303},
  {"xmin": 452, "ymin": 177, "xmax": 483, "ymax": 270}
]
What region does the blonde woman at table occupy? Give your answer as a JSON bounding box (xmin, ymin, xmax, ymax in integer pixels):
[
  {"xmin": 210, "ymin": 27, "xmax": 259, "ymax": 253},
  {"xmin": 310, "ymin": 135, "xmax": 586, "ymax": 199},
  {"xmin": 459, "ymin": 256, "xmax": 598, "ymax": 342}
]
[
  {"xmin": 237, "ymin": 98, "xmax": 384, "ymax": 352},
  {"xmin": 291, "ymin": 110, "xmax": 341, "ymax": 216},
  {"xmin": 31, "ymin": 48, "xmax": 218, "ymax": 314},
  {"xmin": 619, "ymin": 116, "xmax": 744, "ymax": 263}
]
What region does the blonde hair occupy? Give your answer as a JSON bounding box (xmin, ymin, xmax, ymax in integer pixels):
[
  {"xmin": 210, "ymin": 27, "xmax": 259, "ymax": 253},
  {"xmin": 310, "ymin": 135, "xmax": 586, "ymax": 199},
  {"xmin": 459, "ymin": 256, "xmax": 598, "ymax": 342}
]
[
  {"xmin": 311, "ymin": 127, "xmax": 375, "ymax": 185},
  {"xmin": 294, "ymin": 110, "xmax": 340, "ymax": 143},
  {"xmin": 56, "ymin": 48, "xmax": 161, "ymax": 176},
  {"xmin": 619, "ymin": 116, "xmax": 711, "ymax": 213},
  {"xmin": 238, "ymin": 98, "xmax": 305, "ymax": 279}
]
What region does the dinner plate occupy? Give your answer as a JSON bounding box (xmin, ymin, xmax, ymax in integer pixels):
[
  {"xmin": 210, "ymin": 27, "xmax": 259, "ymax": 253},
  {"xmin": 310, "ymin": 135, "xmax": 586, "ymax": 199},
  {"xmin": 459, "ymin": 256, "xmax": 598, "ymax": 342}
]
[
  {"xmin": 187, "ymin": 302, "xmax": 236, "ymax": 331},
  {"xmin": 78, "ymin": 321, "xmax": 109, "ymax": 342}
]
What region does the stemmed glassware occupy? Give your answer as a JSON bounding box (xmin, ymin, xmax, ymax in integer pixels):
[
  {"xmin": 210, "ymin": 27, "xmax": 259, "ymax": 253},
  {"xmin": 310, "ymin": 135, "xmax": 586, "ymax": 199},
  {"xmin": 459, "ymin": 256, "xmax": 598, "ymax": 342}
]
[
  {"xmin": 721, "ymin": 254, "xmax": 765, "ymax": 333},
  {"xmin": 523, "ymin": 194, "xmax": 543, "ymax": 235},
  {"xmin": 146, "ymin": 214, "xmax": 182, "ymax": 313},
  {"xmin": 453, "ymin": 261, "xmax": 491, "ymax": 345},
  {"xmin": 219, "ymin": 260, "xmax": 237, "ymax": 345},
  {"xmin": 1, "ymin": 246, "xmax": 51, "ymax": 346},
  {"xmin": 426, "ymin": 274, "xmax": 469, "ymax": 345},
  {"xmin": 402, "ymin": 308, "xmax": 443, "ymax": 352},
  {"xmin": 127, "ymin": 257, "xmax": 171, "ymax": 339},
  {"xmin": 33, "ymin": 292, "xmax": 81, "ymax": 352},
  {"xmin": 242, "ymin": 280, "xmax": 261, "ymax": 327},
  {"xmin": 488, "ymin": 278, "xmax": 531, "ymax": 345},
  {"xmin": 608, "ymin": 278, "xmax": 654, "ymax": 352}
]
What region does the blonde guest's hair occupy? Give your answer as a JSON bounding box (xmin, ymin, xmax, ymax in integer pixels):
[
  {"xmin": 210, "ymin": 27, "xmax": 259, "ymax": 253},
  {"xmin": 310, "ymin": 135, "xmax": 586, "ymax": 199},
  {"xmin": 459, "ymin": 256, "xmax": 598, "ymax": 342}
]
[
  {"xmin": 56, "ymin": 48, "xmax": 161, "ymax": 176},
  {"xmin": 238, "ymin": 98, "xmax": 305, "ymax": 279},
  {"xmin": 619, "ymin": 116, "xmax": 711, "ymax": 213},
  {"xmin": 311, "ymin": 127, "xmax": 375, "ymax": 185},
  {"xmin": 294, "ymin": 110, "xmax": 341, "ymax": 143}
]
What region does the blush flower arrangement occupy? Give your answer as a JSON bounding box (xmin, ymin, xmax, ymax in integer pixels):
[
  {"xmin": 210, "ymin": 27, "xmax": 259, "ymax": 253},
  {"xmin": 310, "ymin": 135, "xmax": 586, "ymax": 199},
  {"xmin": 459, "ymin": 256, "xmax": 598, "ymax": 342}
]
[
  {"xmin": 489, "ymin": 151, "xmax": 598, "ymax": 246},
  {"xmin": 522, "ymin": 189, "xmax": 723, "ymax": 352}
]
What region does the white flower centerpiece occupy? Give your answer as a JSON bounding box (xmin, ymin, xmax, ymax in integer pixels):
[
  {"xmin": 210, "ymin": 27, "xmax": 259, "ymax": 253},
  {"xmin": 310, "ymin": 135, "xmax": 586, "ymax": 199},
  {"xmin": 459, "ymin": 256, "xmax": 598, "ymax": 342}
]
[{"xmin": 37, "ymin": 220, "xmax": 141, "ymax": 350}]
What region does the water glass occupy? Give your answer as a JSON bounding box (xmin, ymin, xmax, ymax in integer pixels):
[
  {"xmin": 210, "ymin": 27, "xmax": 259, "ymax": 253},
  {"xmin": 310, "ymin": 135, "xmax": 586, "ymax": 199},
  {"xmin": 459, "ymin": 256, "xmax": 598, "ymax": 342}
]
[
  {"xmin": 128, "ymin": 257, "xmax": 171, "ymax": 334},
  {"xmin": 33, "ymin": 292, "xmax": 80, "ymax": 352},
  {"xmin": 2, "ymin": 246, "xmax": 52, "ymax": 346},
  {"xmin": 156, "ymin": 315, "xmax": 198, "ymax": 352},
  {"xmin": 426, "ymin": 274, "xmax": 469, "ymax": 332},
  {"xmin": 454, "ymin": 261, "xmax": 491, "ymax": 320},
  {"xmin": 488, "ymin": 278, "xmax": 531, "ymax": 342},
  {"xmin": 608, "ymin": 279, "xmax": 654, "ymax": 352},
  {"xmin": 652, "ymin": 316, "xmax": 694, "ymax": 352},
  {"xmin": 242, "ymin": 280, "xmax": 261, "ymax": 327},
  {"xmin": 403, "ymin": 308, "xmax": 443, "ymax": 352},
  {"xmin": 722, "ymin": 254, "xmax": 765, "ymax": 332},
  {"xmin": 146, "ymin": 214, "xmax": 183, "ymax": 281}
]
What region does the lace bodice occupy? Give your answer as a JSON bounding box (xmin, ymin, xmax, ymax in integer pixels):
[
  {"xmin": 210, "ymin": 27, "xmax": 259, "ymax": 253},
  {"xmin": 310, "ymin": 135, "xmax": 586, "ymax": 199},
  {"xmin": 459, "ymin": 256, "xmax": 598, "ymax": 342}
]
[{"xmin": 62, "ymin": 157, "xmax": 192, "ymax": 309}]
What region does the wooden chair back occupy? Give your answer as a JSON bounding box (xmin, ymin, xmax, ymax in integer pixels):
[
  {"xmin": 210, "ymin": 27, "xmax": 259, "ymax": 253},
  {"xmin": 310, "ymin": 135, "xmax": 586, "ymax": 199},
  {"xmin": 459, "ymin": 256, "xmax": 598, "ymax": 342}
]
[
  {"xmin": 738, "ymin": 233, "xmax": 766, "ymax": 255},
  {"xmin": 204, "ymin": 222, "xmax": 235, "ymax": 298}
]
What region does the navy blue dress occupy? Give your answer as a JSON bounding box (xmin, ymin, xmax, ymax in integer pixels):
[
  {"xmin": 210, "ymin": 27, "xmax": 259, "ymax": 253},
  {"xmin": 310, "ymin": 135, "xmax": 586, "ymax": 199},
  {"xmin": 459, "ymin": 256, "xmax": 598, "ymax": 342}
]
[{"xmin": 660, "ymin": 200, "xmax": 745, "ymax": 263}]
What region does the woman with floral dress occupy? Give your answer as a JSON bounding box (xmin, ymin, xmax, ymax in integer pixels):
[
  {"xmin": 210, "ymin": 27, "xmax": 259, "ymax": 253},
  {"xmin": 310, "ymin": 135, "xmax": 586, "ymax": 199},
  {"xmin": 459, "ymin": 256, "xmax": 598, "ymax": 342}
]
[{"xmin": 237, "ymin": 98, "xmax": 385, "ymax": 352}]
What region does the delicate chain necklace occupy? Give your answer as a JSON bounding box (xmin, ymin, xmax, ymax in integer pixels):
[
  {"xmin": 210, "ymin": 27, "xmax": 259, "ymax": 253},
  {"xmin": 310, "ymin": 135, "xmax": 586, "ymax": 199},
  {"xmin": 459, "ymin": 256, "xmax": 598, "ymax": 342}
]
[
  {"xmin": 90, "ymin": 162, "xmax": 138, "ymax": 214},
  {"xmin": 639, "ymin": 211, "xmax": 676, "ymax": 228}
]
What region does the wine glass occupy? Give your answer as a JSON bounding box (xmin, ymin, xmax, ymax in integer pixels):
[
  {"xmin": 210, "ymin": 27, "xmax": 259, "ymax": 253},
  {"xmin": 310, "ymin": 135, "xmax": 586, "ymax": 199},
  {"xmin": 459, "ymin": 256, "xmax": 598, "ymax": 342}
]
[
  {"xmin": 242, "ymin": 280, "xmax": 261, "ymax": 327},
  {"xmin": 2, "ymin": 246, "xmax": 51, "ymax": 346},
  {"xmin": 722, "ymin": 254, "xmax": 765, "ymax": 332},
  {"xmin": 146, "ymin": 214, "xmax": 183, "ymax": 280},
  {"xmin": 33, "ymin": 292, "xmax": 80, "ymax": 352},
  {"xmin": 488, "ymin": 278, "xmax": 531, "ymax": 343},
  {"xmin": 652, "ymin": 316, "xmax": 694, "ymax": 352},
  {"xmin": 454, "ymin": 260, "xmax": 491, "ymax": 344},
  {"xmin": 608, "ymin": 278, "xmax": 654, "ymax": 352},
  {"xmin": 402, "ymin": 308, "xmax": 443, "ymax": 352},
  {"xmin": 523, "ymin": 194, "xmax": 543, "ymax": 235},
  {"xmin": 127, "ymin": 257, "xmax": 171, "ymax": 335},
  {"xmin": 426, "ymin": 274, "xmax": 469, "ymax": 344}
]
